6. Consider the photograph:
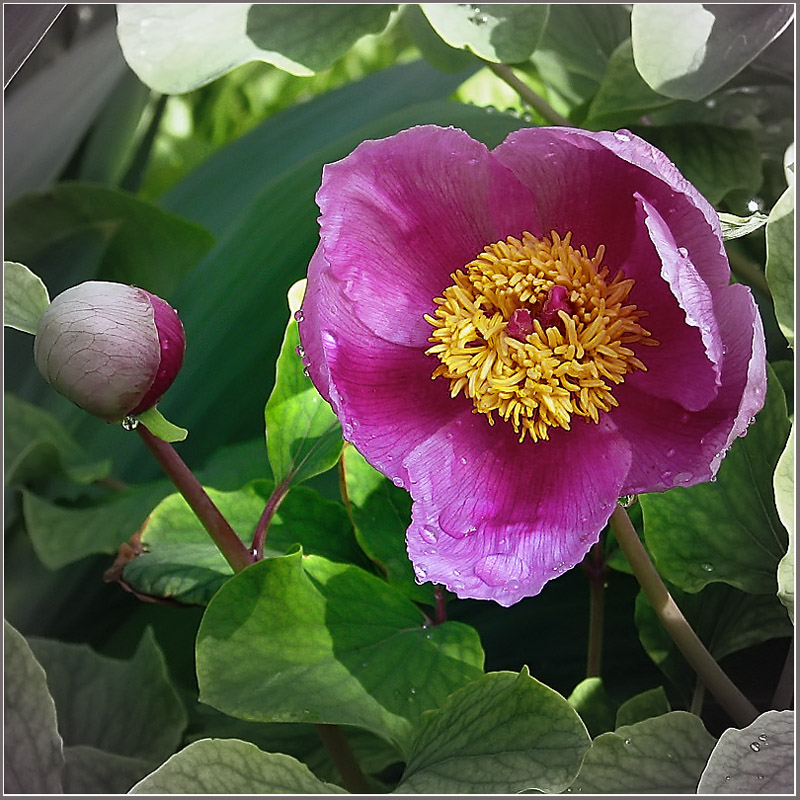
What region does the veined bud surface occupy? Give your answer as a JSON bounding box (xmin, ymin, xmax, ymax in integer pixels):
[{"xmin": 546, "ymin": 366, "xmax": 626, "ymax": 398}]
[{"xmin": 33, "ymin": 281, "xmax": 185, "ymax": 422}]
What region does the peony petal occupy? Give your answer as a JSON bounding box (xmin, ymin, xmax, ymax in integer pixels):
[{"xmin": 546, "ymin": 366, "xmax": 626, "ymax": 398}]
[
  {"xmin": 613, "ymin": 283, "xmax": 766, "ymax": 493},
  {"xmin": 316, "ymin": 125, "xmax": 538, "ymax": 348},
  {"xmin": 405, "ymin": 411, "xmax": 632, "ymax": 606},
  {"xmin": 300, "ymin": 245, "xmax": 468, "ymax": 487},
  {"xmin": 620, "ymin": 195, "xmax": 722, "ymax": 411}
]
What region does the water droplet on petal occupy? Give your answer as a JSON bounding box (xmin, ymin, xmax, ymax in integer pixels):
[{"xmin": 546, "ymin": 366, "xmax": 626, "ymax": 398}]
[
  {"xmin": 666, "ymin": 448, "xmax": 675, "ymax": 457},
  {"xmin": 678, "ymin": 247, "xmax": 688, "ymax": 257},
  {"xmin": 750, "ymin": 742, "xmax": 761, "ymax": 752},
  {"xmin": 615, "ymin": 131, "xmax": 631, "ymax": 142},
  {"xmin": 674, "ymin": 472, "xmax": 692, "ymax": 484},
  {"xmin": 302, "ymin": 367, "xmax": 310, "ymax": 378},
  {"xmin": 680, "ymin": 412, "xmax": 690, "ymax": 423},
  {"xmin": 459, "ymin": 456, "xmax": 467, "ymax": 465},
  {"xmin": 294, "ymin": 310, "xmax": 304, "ymax": 322},
  {"xmin": 121, "ymin": 416, "xmax": 139, "ymax": 431},
  {"xmin": 420, "ymin": 527, "xmax": 439, "ymax": 545},
  {"xmin": 295, "ymin": 344, "xmax": 305, "ymax": 358},
  {"xmin": 392, "ymin": 476, "xmax": 403, "ymax": 487}
]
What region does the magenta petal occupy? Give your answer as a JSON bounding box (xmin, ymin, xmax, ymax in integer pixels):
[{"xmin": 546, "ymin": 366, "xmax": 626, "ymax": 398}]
[
  {"xmin": 316, "ymin": 125, "xmax": 538, "ymax": 347},
  {"xmin": 613, "ymin": 283, "xmax": 766, "ymax": 493},
  {"xmin": 405, "ymin": 414, "xmax": 632, "ymax": 606}
]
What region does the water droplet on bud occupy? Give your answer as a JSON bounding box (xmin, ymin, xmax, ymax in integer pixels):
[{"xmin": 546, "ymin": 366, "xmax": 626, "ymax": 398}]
[{"xmin": 121, "ymin": 416, "xmax": 139, "ymax": 431}]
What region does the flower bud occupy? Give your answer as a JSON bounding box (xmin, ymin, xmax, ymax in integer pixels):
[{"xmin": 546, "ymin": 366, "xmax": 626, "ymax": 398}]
[{"xmin": 33, "ymin": 281, "xmax": 185, "ymax": 422}]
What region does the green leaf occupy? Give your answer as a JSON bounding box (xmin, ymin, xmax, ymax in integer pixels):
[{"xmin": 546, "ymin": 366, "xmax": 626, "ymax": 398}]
[
  {"xmin": 584, "ymin": 39, "xmax": 675, "ymax": 128},
  {"xmin": 631, "ymin": 4, "xmax": 794, "ymax": 101},
  {"xmin": 719, "ymin": 211, "xmax": 769, "ymax": 241},
  {"xmin": 3, "ymin": 620, "xmax": 64, "ymax": 793},
  {"xmin": 766, "ymin": 184, "xmax": 794, "ymax": 348},
  {"xmin": 130, "ymin": 739, "xmax": 347, "ymax": 794},
  {"xmin": 117, "ymin": 4, "xmax": 396, "ymax": 92},
  {"xmin": 3, "ymin": 183, "xmax": 215, "ymax": 300},
  {"xmin": 136, "ymin": 407, "xmax": 188, "ymax": 443},
  {"xmin": 567, "ymin": 677, "xmax": 618, "ymax": 739},
  {"xmin": 635, "ymin": 582, "xmax": 792, "ymax": 699},
  {"xmin": 631, "ymin": 123, "xmax": 763, "ymax": 206},
  {"xmin": 697, "ymin": 710, "xmax": 794, "ymax": 793},
  {"xmin": 196, "ymin": 438, "xmax": 269, "ymax": 491},
  {"xmin": 641, "ymin": 367, "xmax": 790, "ymax": 595},
  {"xmin": 4, "ymin": 392, "xmax": 111, "ymax": 486},
  {"xmin": 196, "ymin": 552, "xmax": 484, "ymax": 755},
  {"xmin": 62, "ymin": 747, "xmax": 155, "ymax": 795},
  {"xmin": 400, "ymin": 5, "xmax": 477, "ymax": 73},
  {"xmin": 3, "ymin": 260, "xmax": 50, "ymax": 334},
  {"xmin": 529, "ymin": 3, "xmax": 632, "ymax": 110},
  {"xmin": 420, "ymin": 4, "xmax": 549, "ymax": 64},
  {"xmin": 615, "ymin": 686, "xmax": 671, "ymax": 728},
  {"xmin": 22, "ymin": 480, "xmax": 171, "ymax": 569},
  {"xmin": 265, "ymin": 301, "xmax": 343, "ymax": 489},
  {"xmin": 775, "ymin": 424, "xmax": 794, "ymax": 622},
  {"xmin": 28, "ymin": 628, "xmax": 187, "ymax": 760},
  {"xmin": 397, "ymin": 668, "xmax": 590, "ymax": 794},
  {"xmin": 343, "ymin": 444, "xmax": 433, "ymax": 605},
  {"xmin": 122, "ymin": 480, "xmax": 362, "ymax": 605},
  {"xmin": 569, "ymin": 711, "xmax": 715, "ymax": 793}
]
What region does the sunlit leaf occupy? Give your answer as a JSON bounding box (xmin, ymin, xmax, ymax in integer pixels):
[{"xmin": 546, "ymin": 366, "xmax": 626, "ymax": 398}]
[
  {"xmin": 196, "ymin": 552, "xmax": 484, "ymax": 756},
  {"xmin": 719, "ymin": 211, "xmax": 769, "ymax": 241},
  {"xmin": 3, "ymin": 261, "xmax": 49, "ymax": 335},
  {"xmin": 775, "ymin": 424, "xmax": 794, "ymax": 622},
  {"xmin": 569, "ymin": 711, "xmax": 715, "ymax": 793},
  {"xmin": 397, "ymin": 669, "xmax": 590, "ymax": 794},
  {"xmin": 567, "ymin": 677, "xmax": 617, "ymax": 739},
  {"xmin": 614, "ymin": 686, "xmax": 671, "ymax": 728},
  {"xmin": 130, "ymin": 739, "xmax": 346, "ymax": 794},
  {"xmin": 3, "ymin": 620, "xmax": 64, "ymax": 793},
  {"xmin": 117, "ymin": 4, "xmax": 396, "ymax": 92},
  {"xmin": 420, "ymin": 3, "xmax": 549, "ymax": 64},
  {"xmin": 631, "ymin": 4, "xmax": 794, "ymax": 100},
  {"xmin": 697, "ymin": 710, "xmax": 794, "ymax": 794}
]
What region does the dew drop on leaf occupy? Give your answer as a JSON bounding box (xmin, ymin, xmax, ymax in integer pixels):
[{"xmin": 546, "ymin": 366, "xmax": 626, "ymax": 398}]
[{"xmin": 750, "ymin": 742, "xmax": 761, "ymax": 752}]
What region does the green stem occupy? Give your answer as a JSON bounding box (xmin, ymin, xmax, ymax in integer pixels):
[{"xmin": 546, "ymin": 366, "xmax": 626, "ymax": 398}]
[
  {"xmin": 582, "ymin": 542, "xmax": 606, "ymax": 678},
  {"xmin": 609, "ymin": 505, "xmax": 759, "ymax": 727},
  {"xmin": 484, "ymin": 61, "xmax": 571, "ymax": 126},
  {"xmin": 313, "ymin": 724, "xmax": 370, "ymax": 794},
  {"xmin": 251, "ymin": 478, "xmax": 290, "ymax": 560},
  {"xmin": 136, "ymin": 424, "xmax": 254, "ymax": 573}
]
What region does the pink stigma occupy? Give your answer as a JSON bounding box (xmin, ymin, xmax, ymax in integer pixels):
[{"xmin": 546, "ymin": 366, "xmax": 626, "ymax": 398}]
[
  {"xmin": 537, "ymin": 285, "xmax": 572, "ymax": 330},
  {"xmin": 506, "ymin": 307, "xmax": 535, "ymax": 341}
]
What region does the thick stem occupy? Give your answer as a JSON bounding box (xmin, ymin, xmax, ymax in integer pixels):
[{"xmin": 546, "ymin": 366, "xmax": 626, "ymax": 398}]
[
  {"xmin": 484, "ymin": 61, "xmax": 571, "ymax": 126},
  {"xmin": 583, "ymin": 542, "xmax": 606, "ymax": 678},
  {"xmin": 251, "ymin": 478, "xmax": 290, "ymax": 560},
  {"xmin": 314, "ymin": 724, "xmax": 370, "ymax": 794},
  {"xmin": 434, "ymin": 585, "xmax": 448, "ymax": 625},
  {"xmin": 136, "ymin": 424, "xmax": 254, "ymax": 573},
  {"xmin": 609, "ymin": 505, "xmax": 758, "ymax": 727},
  {"xmin": 771, "ymin": 636, "xmax": 794, "ymax": 710}
]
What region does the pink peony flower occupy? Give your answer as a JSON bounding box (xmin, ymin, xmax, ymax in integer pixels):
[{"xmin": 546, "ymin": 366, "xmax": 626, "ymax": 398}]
[{"xmin": 298, "ymin": 125, "xmax": 767, "ymax": 606}]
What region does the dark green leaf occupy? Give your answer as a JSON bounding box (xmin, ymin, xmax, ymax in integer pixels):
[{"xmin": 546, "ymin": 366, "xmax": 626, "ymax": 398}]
[
  {"xmin": 420, "ymin": 4, "xmax": 549, "ymax": 64},
  {"xmin": 62, "ymin": 746, "xmax": 155, "ymax": 795},
  {"xmin": 130, "ymin": 739, "xmax": 347, "ymax": 794},
  {"xmin": 641, "ymin": 368, "xmax": 790, "ymax": 594},
  {"xmin": 529, "ymin": 3, "xmax": 632, "ymax": 109},
  {"xmin": 635, "ymin": 582, "xmax": 792, "ymax": 699},
  {"xmin": 4, "ymin": 392, "xmax": 111, "ymax": 486},
  {"xmin": 343, "ymin": 444, "xmax": 432, "ymax": 605},
  {"xmin": 398, "ymin": 668, "xmax": 590, "ymax": 794},
  {"xmin": 766, "ymin": 184, "xmax": 794, "ymax": 348},
  {"xmin": 28, "ymin": 628, "xmax": 186, "ymax": 760},
  {"xmin": 569, "ymin": 711, "xmax": 715, "ymax": 793},
  {"xmin": 117, "ymin": 4, "xmax": 395, "ymax": 92},
  {"xmin": 3, "ymin": 620, "xmax": 64, "ymax": 793},
  {"xmin": 196, "ymin": 438, "xmax": 269, "ymax": 491},
  {"xmin": 122, "ymin": 480, "xmax": 363, "ymax": 606},
  {"xmin": 22, "ymin": 480, "xmax": 171, "ymax": 569},
  {"xmin": 697, "ymin": 710, "xmax": 794, "ymax": 793},
  {"xmin": 3, "ymin": 183, "xmax": 215, "ymax": 299},
  {"xmin": 567, "ymin": 677, "xmax": 618, "ymax": 738},
  {"xmin": 196, "ymin": 552, "xmax": 484, "ymax": 755},
  {"xmin": 631, "ymin": 124, "xmax": 763, "ymax": 205},
  {"xmin": 615, "ymin": 686, "xmax": 671, "ymax": 728},
  {"xmin": 3, "ymin": 260, "xmax": 50, "ymax": 334},
  {"xmin": 265, "ymin": 308, "xmax": 343, "ymax": 489},
  {"xmin": 631, "ymin": 4, "xmax": 794, "ymax": 100},
  {"xmin": 584, "ymin": 39, "xmax": 674, "ymax": 128}
]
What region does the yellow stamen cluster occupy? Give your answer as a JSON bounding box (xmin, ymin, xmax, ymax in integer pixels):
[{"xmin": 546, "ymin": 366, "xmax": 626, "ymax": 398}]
[{"xmin": 425, "ymin": 231, "xmax": 658, "ymax": 443}]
